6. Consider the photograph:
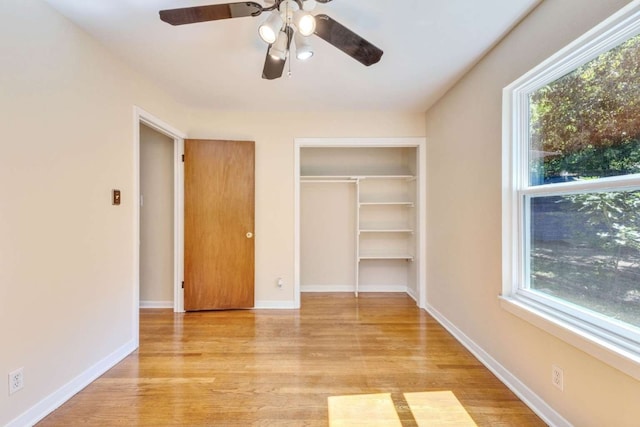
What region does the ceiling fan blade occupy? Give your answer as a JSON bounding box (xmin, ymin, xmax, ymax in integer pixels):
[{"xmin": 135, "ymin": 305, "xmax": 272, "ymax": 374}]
[
  {"xmin": 314, "ymin": 14, "xmax": 383, "ymax": 66},
  {"xmin": 262, "ymin": 54, "xmax": 285, "ymax": 80},
  {"xmin": 262, "ymin": 27, "xmax": 294, "ymax": 80},
  {"xmin": 160, "ymin": 2, "xmax": 263, "ymax": 26}
]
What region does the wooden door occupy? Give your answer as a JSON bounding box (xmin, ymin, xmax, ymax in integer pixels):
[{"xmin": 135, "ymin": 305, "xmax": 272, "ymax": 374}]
[{"xmin": 184, "ymin": 139, "xmax": 255, "ymax": 311}]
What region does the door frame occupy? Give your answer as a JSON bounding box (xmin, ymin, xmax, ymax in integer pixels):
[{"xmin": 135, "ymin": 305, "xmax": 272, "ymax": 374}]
[
  {"xmin": 294, "ymin": 137, "xmax": 428, "ymax": 310},
  {"xmin": 133, "ymin": 106, "xmax": 186, "ymax": 343}
]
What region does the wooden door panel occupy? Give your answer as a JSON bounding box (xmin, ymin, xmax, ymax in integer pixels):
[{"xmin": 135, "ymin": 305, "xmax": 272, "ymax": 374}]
[{"xmin": 184, "ymin": 139, "xmax": 255, "ymax": 310}]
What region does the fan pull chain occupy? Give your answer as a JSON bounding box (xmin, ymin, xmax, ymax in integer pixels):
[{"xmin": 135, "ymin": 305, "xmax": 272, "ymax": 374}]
[{"xmin": 286, "ymin": 0, "xmax": 293, "ymax": 77}]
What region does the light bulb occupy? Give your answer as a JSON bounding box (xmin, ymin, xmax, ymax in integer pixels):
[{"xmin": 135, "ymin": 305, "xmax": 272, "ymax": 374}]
[
  {"xmin": 295, "ymin": 32, "xmax": 314, "ymax": 60},
  {"xmin": 297, "ymin": 49, "xmax": 313, "ymax": 60},
  {"xmin": 295, "ymin": 12, "xmax": 316, "ymax": 36}
]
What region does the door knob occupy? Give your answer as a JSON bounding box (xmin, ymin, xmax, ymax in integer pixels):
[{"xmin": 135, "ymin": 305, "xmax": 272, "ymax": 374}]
[{"xmin": 246, "ymin": 232, "xmax": 253, "ymax": 239}]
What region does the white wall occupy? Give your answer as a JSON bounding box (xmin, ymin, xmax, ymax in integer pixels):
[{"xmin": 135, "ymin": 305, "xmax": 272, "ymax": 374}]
[
  {"xmin": 185, "ymin": 111, "xmax": 426, "ymax": 304},
  {"xmin": 0, "ymin": 1, "xmax": 187, "ymax": 424},
  {"xmin": 301, "ymin": 182, "xmax": 357, "ymax": 290},
  {"xmin": 140, "ymin": 124, "xmax": 175, "ymax": 305},
  {"xmin": 424, "ymin": 0, "xmax": 639, "ymax": 425}
]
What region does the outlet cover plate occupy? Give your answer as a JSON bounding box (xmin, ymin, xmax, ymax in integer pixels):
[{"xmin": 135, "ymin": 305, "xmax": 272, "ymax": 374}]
[
  {"xmin": 552, "ymin": 365, "xmax": 563, "ymax": 391},
  {"xmin": 9, "ymin": 368, "xmax": 24, "ymax": 395}
]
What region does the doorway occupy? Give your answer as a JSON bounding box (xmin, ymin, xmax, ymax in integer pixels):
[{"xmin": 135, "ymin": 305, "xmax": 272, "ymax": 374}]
[
  {"xmin": 140, "ymin": 124, "xmax": 174, "ymax": 308},
  {"xmin": 133, "ymin": 107, "xmax": 186, "ymax": 345}
]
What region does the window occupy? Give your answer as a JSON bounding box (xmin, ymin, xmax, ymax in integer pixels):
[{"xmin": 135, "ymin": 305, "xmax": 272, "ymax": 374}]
[{"xmin": 503, "ymin": 2, "xmax": 640, "ymax": 375}]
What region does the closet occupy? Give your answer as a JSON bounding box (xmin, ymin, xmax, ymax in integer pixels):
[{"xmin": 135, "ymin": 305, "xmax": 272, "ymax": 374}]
[{"xmin": 297, "ymin": 139, "xmax": 425, "ymax": 302}]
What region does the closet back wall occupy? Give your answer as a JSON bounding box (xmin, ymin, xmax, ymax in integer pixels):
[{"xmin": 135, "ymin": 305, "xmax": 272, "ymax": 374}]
[{"xmin": 301, "ymin": 182, "xmax": 356, "ymax": 291}]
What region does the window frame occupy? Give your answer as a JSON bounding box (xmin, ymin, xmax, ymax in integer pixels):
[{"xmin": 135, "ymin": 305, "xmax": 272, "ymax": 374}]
[{"xmin": 502, "ymin": 0, "xmax": 640, "ymax": 380}]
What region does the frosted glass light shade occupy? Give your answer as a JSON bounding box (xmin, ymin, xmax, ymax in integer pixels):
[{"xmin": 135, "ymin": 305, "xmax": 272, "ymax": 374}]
[
  {"xmin": 269, "ymin": 30, "xmax": 288, "ymax": 60},
  {"xmin": 259, "ymin": 12, "xmax": 283, "ymax": 44}
]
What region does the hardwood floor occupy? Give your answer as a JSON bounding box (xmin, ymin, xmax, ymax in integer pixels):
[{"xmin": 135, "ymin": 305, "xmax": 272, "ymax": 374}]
[{"xmin": 38, "ymin": 293, "xmax": 545, "ymax": 426}]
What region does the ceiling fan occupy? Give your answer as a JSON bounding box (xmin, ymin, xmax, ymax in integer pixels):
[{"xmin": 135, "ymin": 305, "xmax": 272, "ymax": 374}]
[{"xmin": 159, "ymin": 0, "xmax": 383, "ymax": 80}]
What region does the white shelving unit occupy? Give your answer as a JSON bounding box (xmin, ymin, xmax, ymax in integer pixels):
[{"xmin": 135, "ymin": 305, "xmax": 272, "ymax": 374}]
[
  {"xmin": 355, "ymin": 175, "xmax": 415, "ymax": 296},
  {"xmin": 299, "ymin": 144, "xmax": 421, "ymax": 298}
]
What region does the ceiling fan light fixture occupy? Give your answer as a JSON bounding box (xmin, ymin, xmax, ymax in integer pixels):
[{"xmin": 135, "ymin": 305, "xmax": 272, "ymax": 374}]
[
  {"xmin": 159, "ymin": 1, "xmax": 384, "ymax": 80},
  {"xmin": 295, "ymin": 32, "xmax": 314, "ymax": 60},
  {"xmin": 258, "ymin": 12, "xmax": 283, "ymax": 44},
  {"xmin": 269, "ymin": 29, "xmax": 289, "ymax": 60},
  {"xmin": 294, "ymin": 11, "xmax": 316, "ymax": 36}
]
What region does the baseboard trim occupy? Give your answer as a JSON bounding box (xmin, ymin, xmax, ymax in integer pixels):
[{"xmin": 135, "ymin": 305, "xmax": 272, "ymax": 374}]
[
  {"xmin": 360, "ymin": 285, "xmax": 408, "ymax": 293},
  {"xmin": 301, "ymin": 285, "xmax": 408, "ymax": 293},
  {"xmin": 140, "ymin": 300, "xmax": 173, "ymax": 309},
  {"xmin": 254, "ymin": 300, "xmax": 297, "ymax": 309},
  {"xmin": 406, "ymin": 287, "xmax": 418, "ymax": 302},
  {"xmin": 6, "ymin": 339, "xmax": 137, "ymax": 427},
  {"xmin": 424, "ymin": 304, "xmax": 571, "ymax": 427}
]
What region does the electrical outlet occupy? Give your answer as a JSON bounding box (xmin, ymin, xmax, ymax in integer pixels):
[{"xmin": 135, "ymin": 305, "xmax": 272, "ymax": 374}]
[
  {"xmin": 552, "ymin": 365, "xmax": 563, "ymax": 391},
  {"xmin": 9, "ymin": 368, "xmax": 24, "ymax": 395}
]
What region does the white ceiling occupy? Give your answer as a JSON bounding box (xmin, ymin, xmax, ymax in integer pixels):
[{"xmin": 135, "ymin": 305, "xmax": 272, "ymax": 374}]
[{"xmin": 43, "ymin": 0, "xmax": 540, "ymax": 112}]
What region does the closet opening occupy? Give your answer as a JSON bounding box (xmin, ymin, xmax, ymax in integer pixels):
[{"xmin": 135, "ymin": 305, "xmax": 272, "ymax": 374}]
[{"xmin": 294, "ymin": 138, "xmax": 427, "ymax": 309}]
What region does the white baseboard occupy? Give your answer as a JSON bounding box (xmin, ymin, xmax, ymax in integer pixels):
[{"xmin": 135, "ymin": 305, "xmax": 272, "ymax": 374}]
[
  {"xmin": 424, "ymin": 304, "xmax": 571, "ymax": 427},
  {"xmin": 360, "ymin": 284, "xmax": 408, "ymax": 293},
  {"xmin": 6, "ymin": 339, "xmax": 137, "ymax": 427},
  {"xmin": 254, "ymin": 300, "xmax": 297, "ymax": 309},
  {"xmin": 406, "ymin": 287, "xmax": 418, "ymax": 302},
  {"xmin": 140, "ymin": 300, "xmax": 173, "ymax": 309},
  {"xmin": 256, "ymin": 287, "xmax": 412, "ymax": 309},
  {"xmin": 301, "ymin": 284, "xmax": 408, "ymax": 293}
]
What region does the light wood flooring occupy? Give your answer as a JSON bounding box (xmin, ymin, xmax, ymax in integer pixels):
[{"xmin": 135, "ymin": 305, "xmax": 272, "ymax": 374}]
[{"xmin": 38, "ymin": 293, "xmax": 545, "ymax": 426}]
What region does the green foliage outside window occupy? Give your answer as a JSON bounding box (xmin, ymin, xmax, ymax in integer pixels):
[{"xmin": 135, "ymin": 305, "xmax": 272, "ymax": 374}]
[
  {"xmin": 530, "ymin": 34, "xmax": 640, "ymax": 180},
  {"xmin": 528, "ymin": 34, "xmax": 640, "ymax": 327}
]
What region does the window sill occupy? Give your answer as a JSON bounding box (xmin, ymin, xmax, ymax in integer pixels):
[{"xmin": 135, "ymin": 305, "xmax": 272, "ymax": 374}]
[{"xmin": 499, "ymin": 295, "xmax": 640, "ymax": 381}]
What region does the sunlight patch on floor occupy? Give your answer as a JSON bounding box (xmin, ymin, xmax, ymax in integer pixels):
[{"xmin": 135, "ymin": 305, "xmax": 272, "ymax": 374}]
[
  {"xmin": 328, "ymin": 391, "xmax": 477, "ymax": 427},
  {"xmin": 404, "ymin": 391, "xmax": 477, "ymax": 426},
  {"xmin": 328, "ymin": 393, "xmax": 402, "ymax": 427}
]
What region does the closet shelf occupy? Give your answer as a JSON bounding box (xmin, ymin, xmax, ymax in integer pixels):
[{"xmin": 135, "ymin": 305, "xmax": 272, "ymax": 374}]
[
  {"xmin": 359, "ymin": 175, "xmax": 415, "ymax": 180},
  {"xmin": 359, "ymin": 201, "xmax": 414, "ymax": 207},
  {"xmin": 359, "ymin": 254, "xmax": 414, "ymax": 261},
  {"xmin": 301, "ymin": 174, "xmax": 414, "ymax": 181},
  {"xmin": 359, "ymin": 229, "xmax": 413, "ymax": 233}
]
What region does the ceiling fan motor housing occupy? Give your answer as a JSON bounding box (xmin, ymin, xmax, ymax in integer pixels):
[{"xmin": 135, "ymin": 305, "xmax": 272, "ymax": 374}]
[
  {"xmin": 276, "ymin": 0, "xmax": 316, "ymax": 37},
  {"xmin": 279, "ymin": 0, "xmax": 299, "ymax": 20},
  {"xmin": 302, "ymin": 0, "xmax": 317, "ymax": 11},
  {"xmin": 268, "ymin": 0, "xmax": 316, "ymax": 10}
]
